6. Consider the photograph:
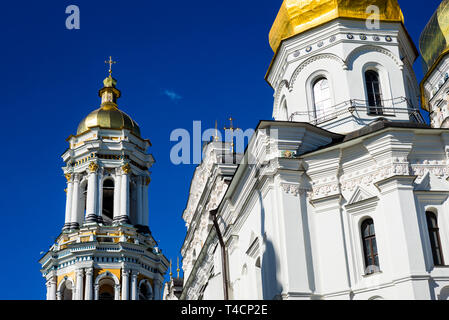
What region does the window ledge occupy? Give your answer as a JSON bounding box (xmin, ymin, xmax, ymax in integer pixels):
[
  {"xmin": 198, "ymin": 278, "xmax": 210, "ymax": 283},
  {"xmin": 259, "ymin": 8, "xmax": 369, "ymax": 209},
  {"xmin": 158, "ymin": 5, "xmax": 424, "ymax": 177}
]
[{"xmin": 362, "ymin": 270, "xmax": 383, "ymax": 278}]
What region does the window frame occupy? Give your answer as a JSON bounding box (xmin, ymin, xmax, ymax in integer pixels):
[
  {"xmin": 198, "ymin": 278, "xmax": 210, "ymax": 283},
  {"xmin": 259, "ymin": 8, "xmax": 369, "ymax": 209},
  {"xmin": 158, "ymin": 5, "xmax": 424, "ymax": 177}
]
[
  {"xmin": 312, "ymin": 76, "xmax": 333, "ymax": 121},
  {"xmin": 361, "ymin": 218, "xmax": 380, "ymax": 275},
  {"xmin": 426, "ymin": 211, "xmax": 445, "ymax": 267},
  {"xmin": 364, "ymin": 69, "xmax": 384, "ymax": 116}
]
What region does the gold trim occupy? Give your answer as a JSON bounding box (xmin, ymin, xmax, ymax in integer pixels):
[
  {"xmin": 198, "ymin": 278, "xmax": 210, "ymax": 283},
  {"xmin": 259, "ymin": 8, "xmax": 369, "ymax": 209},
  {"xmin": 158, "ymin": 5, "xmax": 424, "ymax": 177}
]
[{"xmin": 88, "ymin": 162, "xmax": 99, "ymax": 173}]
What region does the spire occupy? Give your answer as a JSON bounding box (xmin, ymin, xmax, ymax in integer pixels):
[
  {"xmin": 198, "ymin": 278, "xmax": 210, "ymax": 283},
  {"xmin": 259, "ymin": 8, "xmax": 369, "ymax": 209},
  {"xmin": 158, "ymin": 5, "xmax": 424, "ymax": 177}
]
[{"xmin": 99, "ymin": 56, "xmax": 121, "ymax": 108}]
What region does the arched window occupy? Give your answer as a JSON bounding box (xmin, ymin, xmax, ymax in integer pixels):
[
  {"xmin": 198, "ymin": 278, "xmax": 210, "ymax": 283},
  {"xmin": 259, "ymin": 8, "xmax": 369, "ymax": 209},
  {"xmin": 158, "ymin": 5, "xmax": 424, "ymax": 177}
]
[
  {"xmin": 312, "ymin": 77, "xmax": 332, "ymax": 121},
  {"xmin": 365, "ymin": 70, "xmax": 383, "ymax": 115},
  {"xmin": 361, "ymin": 219, "xmax": 380, "ymax": 274},
  {"xmin": 426, "ymin": 211, "xmax": 445, "ymax": 266},
  {"xmin": 102, "ymin": 179, "xmax": 114, "ymax": 225},
  {"xmin": 82, "ymin": 182, "xmax": 88, "ymax": 213}
]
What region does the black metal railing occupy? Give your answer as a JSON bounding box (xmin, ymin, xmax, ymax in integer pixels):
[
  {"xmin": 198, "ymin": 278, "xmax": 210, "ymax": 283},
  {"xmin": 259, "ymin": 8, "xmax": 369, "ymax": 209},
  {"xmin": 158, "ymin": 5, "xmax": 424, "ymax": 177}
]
[{"xmin": 288, "ymin": 97, "xmax": 425, "ymax": 126}]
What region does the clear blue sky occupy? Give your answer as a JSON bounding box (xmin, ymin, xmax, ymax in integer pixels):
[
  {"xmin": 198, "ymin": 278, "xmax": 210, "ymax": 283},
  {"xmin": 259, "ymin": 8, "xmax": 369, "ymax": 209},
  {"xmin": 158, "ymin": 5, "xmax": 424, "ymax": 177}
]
[{"xmin": 0, "ymin": 0, "xmax": 441, "ymax": 299}]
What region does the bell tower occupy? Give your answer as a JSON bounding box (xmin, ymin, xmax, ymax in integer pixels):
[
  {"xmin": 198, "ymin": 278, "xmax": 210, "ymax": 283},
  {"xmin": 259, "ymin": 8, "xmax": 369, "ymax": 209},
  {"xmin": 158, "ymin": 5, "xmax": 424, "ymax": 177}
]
[{"xmin": 39, "ymin": 62, "xmax": 168, "ymax": 300}]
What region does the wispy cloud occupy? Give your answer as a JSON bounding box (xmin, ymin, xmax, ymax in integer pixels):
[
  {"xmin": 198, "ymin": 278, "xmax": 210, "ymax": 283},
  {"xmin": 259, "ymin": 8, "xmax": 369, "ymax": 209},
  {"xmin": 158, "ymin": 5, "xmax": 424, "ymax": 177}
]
[{"xmin": 162, "ymin": 89, "xmax": 182, "ymax": 102}]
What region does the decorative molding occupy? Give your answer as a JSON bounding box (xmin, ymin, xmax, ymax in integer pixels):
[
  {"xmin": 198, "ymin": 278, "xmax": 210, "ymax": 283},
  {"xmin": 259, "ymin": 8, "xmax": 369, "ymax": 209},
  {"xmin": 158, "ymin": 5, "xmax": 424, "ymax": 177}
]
[
  {"xmin": 345, "ymin": 45, "xmax": 403, "ymax": 70},
  {"xmin": 290, "ymin": 53, "xmax": 347, "ymax": 89},
  {"xmin": 281, "ymin": 183, "xmax": 303, "ymax": 197},
  {"xmin": 347, "ymin": 186, "xmax": 376, "ymax": 205}
]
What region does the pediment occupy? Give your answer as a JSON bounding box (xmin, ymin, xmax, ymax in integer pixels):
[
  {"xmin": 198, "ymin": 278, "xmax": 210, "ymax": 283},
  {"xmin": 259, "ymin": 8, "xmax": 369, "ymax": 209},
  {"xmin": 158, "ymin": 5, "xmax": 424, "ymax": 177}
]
[
  {"xmin": 415, "ymin": 172, "xmax": 449, "ymax": 192},
  {"xmin": 348, "ymin": 186, "xmax": 376, "ymax": 205}
]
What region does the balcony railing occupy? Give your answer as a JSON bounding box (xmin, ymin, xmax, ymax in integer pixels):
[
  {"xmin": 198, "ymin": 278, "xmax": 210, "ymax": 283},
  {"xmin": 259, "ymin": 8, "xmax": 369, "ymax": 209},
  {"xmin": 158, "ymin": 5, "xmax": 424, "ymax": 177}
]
[{"xmin": 288, "ymin": 97, "xmax": 425, "ymax": 126}]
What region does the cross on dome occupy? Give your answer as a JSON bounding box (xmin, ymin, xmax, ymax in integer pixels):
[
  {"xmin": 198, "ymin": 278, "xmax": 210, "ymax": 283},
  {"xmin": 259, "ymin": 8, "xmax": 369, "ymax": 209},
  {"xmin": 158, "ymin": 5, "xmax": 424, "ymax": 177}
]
[{"xmin": 105, "ymin": 56, "xmax": 117, "ymax": 76}]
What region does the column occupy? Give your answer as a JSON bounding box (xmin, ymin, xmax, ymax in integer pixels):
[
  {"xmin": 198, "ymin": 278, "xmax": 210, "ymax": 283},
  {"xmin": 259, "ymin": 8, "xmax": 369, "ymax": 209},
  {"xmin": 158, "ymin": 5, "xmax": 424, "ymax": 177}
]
[
  {"xmin": 136, "ymin": 177, "xmax": 143, "ymax": 225},
  {"xmin": 143, "ymin": 177, "xmax": 150, "ymax": 226},
  {"xmin": 84, "ymin": 268, "xmax": 94, "ymax": 300},
  {"xmin": 76, "ymin": 269, "xmax": 84, "ymax": 300},
  {"xmin": 97, "ymin": 169, "xmax": 104, "ymax": 224},
  {"xmin": 86, "ymin": 163, "xmax": 99, "ymax": 223},
  {"xmin": 121, "ymin": 269, "xmax": 130, "ymax": 300},
  {"xmin": 153, "ymin": 279, "xmax": 162, "ymax": 300},
  {"xmin": 70, "ymin": 174, "xmax": 80, "ymax": 228},
  {"xmin": 131, "ymin": 271, "xmax": 138, "ymax": 300},
  {"xmin": 49, "ymin": 276, "xmax": 57, "ymax": 300},
  {"xmin": 45, "ymin": 281, "xmax": 51, "ymax": 300},
  {"xmin": 119, "ymin": 164, "xmax": 131, "ymax": 224},
  {"xmin": 113, "ymin": 172, "xmax": 122, "ymax": 222},
  {"xmin": 94, "ymin": 284, "xmax": 100, "ymax": 300},
  {"xmin": 63, "ymin": 174, "xmax": 74, "ymax": 230},
  {"xmin": 375, "ymin": 176, "xmax": 431, "ymax": 299},
  {"xmin": 114, "ymin": 284, "xmax": 121, "ymax": 300}
]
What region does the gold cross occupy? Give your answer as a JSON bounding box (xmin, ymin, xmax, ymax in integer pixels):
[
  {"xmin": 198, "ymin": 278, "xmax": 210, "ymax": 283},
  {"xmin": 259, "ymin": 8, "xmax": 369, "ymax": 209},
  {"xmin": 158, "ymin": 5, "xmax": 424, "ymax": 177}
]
[
  {"xmin": 224, "ymin": 117, "xmax": 240, "ymax": 153},
  {"xmin": 224, "ymin": 117, "xmax": 236, "ymax": 132},
  {"xmin": 105, "ymin": 56, "xmax": 117, "ymax": 76}
]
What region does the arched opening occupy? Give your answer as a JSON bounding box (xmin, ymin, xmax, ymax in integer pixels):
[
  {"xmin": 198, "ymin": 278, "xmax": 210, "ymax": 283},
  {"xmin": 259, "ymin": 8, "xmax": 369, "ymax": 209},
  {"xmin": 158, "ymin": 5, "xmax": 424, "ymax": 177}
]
[
  {"xmin": 102, "ymin": 179, "xmax": 114, "ymax": 225},
  {"xmin": 61, "ymin": 281, "xmax": 73, "ymax": 300},
  {"xmin": 99, "ymin": 284, "xmax": 114, "ymax": 300},
  {"xmin": 426, "ymin": 211, "xmax": 445, "ymax": 267},
  {"xmin": 129, "ymin": 179, "xmax": 137, "ymax": 225},
  {"xmin": 82, "ymin": 181, "xmax": 88, "ymax": 218},
  {"xmin": 361, "ymin": 218, "xmax": 380, "ymax": 275},
  {"xmin": 365, "ymin": 70, "xmax": 383, "ymax": 115},
  {"xmin": 312, "ymin": 77, "xmax": 332, "ymax": 122},
  {"xmin": 139, "ymin": 281, "xmax": 153, "ymax": 300},
  {"xmin": 77, "ymin": 180, "xmax": 88, "ymax": 223}
]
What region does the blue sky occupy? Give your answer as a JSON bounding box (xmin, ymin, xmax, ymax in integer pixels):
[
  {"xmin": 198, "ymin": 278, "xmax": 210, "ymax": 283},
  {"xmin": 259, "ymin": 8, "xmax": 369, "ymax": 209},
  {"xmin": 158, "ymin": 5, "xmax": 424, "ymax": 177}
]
[{"xmin": 0, "ymin": 0, "xmax": 442, "ymax": 299}]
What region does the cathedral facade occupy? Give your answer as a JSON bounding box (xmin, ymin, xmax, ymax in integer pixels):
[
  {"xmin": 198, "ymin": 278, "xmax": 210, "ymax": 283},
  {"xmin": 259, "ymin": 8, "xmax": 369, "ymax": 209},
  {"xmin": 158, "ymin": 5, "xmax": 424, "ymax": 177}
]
[
  {"xmin": 172, "ymin": 0, "xmax": 449, "ymax": 300},
  {"xmin": 39, "ymin": 70, "xmax": 168, "ymax": 300}
]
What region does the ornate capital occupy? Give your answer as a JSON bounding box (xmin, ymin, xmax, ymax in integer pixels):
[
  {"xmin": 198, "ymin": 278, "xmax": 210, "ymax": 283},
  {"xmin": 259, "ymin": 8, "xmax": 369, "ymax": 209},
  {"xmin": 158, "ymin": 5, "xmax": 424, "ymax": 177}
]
[
  {"xmin": 88, "ymin": 162, "xmax": 99, "ymax": 173},
  {"xmin": 122, "ymin": 163, "xmax": 131, "ymax": 175},
  {"xmin": 65, "ymin": 173, "xmax": 72, "ymax": 182},
  {"xmin": 76, "ymin": 269, "xmax": 84, "ymax": 276},
  {"xmin": 145, "ymin": 176, "xmax": 151, "ymax": 186}
]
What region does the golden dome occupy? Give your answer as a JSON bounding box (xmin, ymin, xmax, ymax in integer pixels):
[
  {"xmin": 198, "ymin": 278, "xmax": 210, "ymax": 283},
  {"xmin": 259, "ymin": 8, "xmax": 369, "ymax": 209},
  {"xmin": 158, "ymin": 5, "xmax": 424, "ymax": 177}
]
[
  {"xmin": 76, "ymin": 76, "xmax": 141, "ymax": 137},
  {"xmin": 420, "ymin": 0, "xmax": 449, "ymax": 74},
  {"xmin": 269, "ymin": 0, "xmax": 404, "ymax": 53},
  {"xmin": 77, "ymin": 104, "xmax": 141, "ymax": 136}
]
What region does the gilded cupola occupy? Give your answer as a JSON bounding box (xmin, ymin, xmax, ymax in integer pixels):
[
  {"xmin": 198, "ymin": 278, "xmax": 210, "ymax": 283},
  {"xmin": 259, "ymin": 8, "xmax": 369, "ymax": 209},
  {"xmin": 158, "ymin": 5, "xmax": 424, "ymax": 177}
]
[
  {"xmin": 269, "ymin": 0, "xmax": 404, "ymax": 53},
  {"xmin": 420, "ymin": 0, "xmax": 449, "ymax": 75},
  {"xmin": 76, "ymin": 75, "xmax": 141, "ymax": 137}
]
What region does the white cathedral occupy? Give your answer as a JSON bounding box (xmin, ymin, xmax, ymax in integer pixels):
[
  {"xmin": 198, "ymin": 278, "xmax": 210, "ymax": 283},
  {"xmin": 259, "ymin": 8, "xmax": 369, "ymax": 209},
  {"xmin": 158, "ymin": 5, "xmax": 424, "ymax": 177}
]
[{"xmin": 164, "ymin": 0, "xmax": 449, "ymax": 300}]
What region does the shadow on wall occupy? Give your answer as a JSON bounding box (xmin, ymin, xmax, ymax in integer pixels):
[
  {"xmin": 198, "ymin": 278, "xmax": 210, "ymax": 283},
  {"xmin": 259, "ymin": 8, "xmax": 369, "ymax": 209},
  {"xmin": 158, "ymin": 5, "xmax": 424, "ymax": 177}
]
[{"xmin": 255, "ymin": 166, "xmax": 283, "ymax": 300}]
